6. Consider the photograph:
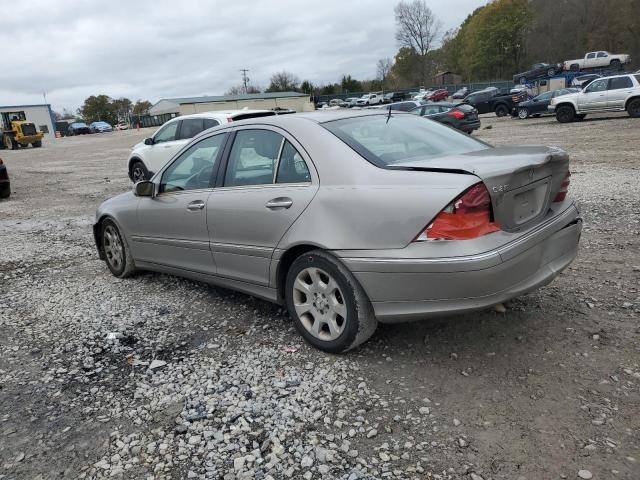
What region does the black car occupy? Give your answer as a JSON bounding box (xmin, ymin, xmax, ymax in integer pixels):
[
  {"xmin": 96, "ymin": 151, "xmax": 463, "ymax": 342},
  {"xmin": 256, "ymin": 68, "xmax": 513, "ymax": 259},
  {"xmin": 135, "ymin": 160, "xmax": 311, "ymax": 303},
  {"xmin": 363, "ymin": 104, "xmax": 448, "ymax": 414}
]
[
  {"xmin": 68, "ymin": 122, "xmax": 92, "ymax": 135},
  {"xmin": 452, "ymin": 87, "xmax": 469, "ymax": 99},
  {"xmin": 383, "ymin": 92, "xmax": 407, "ymax": 103},
  {"xmin": 513, "ymin": 63, "xmax": 562, "ymax": 85},
  {"xmin": 409, "ymin": 102, "xmax": 480, "ymax": 134},
  {"xmin": 463, "ymin": 88, "xmax": 515, "ymax": 116},
  {"xmin": 0, "ymin": 157, "xmax": 10, "ymax": 199},
  {"xmin": 385, "ymin": 100, "xmax": 424, "ymax": 112},
  {"xmin": 514, "ymin": 88, "xmax": 579, "ymax": 119}
]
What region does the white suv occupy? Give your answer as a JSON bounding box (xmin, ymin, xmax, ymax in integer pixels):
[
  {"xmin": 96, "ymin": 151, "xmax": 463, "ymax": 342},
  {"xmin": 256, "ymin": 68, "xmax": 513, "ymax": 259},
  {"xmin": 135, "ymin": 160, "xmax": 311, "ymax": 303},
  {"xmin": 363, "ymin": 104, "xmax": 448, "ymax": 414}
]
[{"xmin": 128, "ymin": 110, "xmax": 276, "ymax": 182}]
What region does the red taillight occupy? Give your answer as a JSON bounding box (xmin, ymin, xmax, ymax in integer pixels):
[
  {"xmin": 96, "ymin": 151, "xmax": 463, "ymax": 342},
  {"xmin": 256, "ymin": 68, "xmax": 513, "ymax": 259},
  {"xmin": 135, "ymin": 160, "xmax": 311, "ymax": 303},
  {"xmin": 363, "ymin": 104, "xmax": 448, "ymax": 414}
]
[
  {"xmin": 414, "ymin": 183, "xmax": 501, "ymax": 241},
  {"xmin": 447, "ymin": 109, "xmax": 465, "ymax": 120},
  {"xmin": 553, "ymin": 172, "xmax": 571, "ymax": 202}
]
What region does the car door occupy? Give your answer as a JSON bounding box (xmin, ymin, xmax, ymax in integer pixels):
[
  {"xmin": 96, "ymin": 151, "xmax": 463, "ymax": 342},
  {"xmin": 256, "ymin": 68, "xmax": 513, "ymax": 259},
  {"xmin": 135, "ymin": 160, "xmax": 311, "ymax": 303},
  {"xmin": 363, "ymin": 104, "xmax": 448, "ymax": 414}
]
[
  {"xmin": 584, "ymin": 52, "xmax": 597, "ymax": 69},
  {"xmin": 131, "ymin": 132, "xmax": 228, "ymax": 274},
  {"xmin": 606, "ymin": 76, "xmax": 634, "ymax": 109},
  {"xmin": 533, "ymin": 91, "xmax": 553, "ymax": 113},
  {"xmin": 144, "ymin": 120, "xmax": 188, "ymax": 175},
  {"xmin": 207, "ymin": 128, "xmax": 318, "ymax": 286},
  {"xmin": 596, "ymin": 51, "xmax": 608, "ymax": 68},
  {"xmin": 577, "ymin": 78, "xmax": 608, "ymax": 110}
]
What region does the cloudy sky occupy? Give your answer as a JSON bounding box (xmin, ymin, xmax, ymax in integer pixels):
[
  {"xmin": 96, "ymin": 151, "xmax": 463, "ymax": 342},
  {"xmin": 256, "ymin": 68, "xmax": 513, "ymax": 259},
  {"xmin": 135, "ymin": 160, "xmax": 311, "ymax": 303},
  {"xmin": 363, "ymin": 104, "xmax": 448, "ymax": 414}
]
[{"xmin": 1, "ymin": 0, "xmax": 486, "ymax": 113}]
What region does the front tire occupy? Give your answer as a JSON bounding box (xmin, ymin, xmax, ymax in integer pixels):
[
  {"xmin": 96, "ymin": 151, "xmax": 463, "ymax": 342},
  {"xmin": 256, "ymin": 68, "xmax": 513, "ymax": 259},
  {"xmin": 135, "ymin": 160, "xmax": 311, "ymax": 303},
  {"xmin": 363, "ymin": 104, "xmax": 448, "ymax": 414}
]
[
  {"xmin": 285, "ymin": 250, "xmax": 377, "ymax": 353},
  {"xmin": 130, "ymin": 160, "xmax": 150, "ymax": 182},
  {"xmin": 517, "ymin": 107, "xmax": 529, "ymax": 119},
  {"xmin": 627, "ymin": 99, "xmax": 640, "ymax": 118},
  {"xmin": 32, "ymin": 140, "xmax": 42, "ymax": 148},
  {"xmin": 610, "ymin": 59, "xmax": 621, "ymax": 70},
  {"xmin": 556, "ymin": 105, "xmax": 575, "ymax": 123},
  {"xmin": 495, "ymin": 104, "xmax": 509, "ymax": 117},
  {"xmin": 101, "ymin": 219, "xmax": 136, "ymax": 278}
]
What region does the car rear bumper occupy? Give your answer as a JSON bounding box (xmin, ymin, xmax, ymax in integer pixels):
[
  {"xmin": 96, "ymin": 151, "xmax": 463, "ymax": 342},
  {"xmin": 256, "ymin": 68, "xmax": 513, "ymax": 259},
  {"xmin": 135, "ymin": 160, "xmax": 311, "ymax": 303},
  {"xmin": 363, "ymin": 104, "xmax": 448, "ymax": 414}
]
[{"xmin": 336, "ymin": 204, "xmax": 581, "ymax": 323}]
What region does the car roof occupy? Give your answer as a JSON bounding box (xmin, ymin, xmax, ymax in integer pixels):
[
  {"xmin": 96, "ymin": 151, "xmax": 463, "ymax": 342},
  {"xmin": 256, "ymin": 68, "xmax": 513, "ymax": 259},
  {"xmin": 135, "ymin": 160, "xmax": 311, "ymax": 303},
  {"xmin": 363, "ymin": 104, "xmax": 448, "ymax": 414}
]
[
  {"xmin": 171, "ymin": 109, "xmax": 275, "ymax": 121},
  {"xmin": 229, "ymin": 110, "xmax": 411, "ymax": 128}
]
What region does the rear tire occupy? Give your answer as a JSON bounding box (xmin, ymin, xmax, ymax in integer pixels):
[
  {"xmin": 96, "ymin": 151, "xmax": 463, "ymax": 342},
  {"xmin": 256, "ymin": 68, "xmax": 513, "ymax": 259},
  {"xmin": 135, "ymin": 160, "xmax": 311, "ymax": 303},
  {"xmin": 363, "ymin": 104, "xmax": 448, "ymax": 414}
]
[
  {"xmin": 547, "ymin": 68, "xmax": 556, "ymax": 76},
  {"xmin": 0, "ymin": 184, "xmax": 10, "ymax": 199},
  {"xmin": 32, "ymin": 140, "xmax": 42, "ymax": 148},
  {"xmin": 627, "ymin": 99, "xmax": 640, "ymax": 118},
  {"xmin": 130, "ymin": 160, "xmax": 150, "ymax": 182},
  {"xmin": 556, "ymin": 105, "xmax": 575, "ymax": 123},
  {"xmin": 495, "ymin": 104, "xmax": 509, "ymax": 117},
  {"xmin": 517, "ymin": 108, "xmax": 529, "ymax": 119},
  {"xmin": 610, "ymin": 59, "xmax": 621, "ymax": 70},
  {"xmin": 285, "ymin": 250, "xmax": 377, "ymax": 353},
  {"xmin": 4, "ymin": 136, "xmax": 18, "ymax": 150},
  {"xmin": 570, "ymin": 64, "xmax": 580, "ymax": 72},
  {"xmin": 101, "ymin": 219, "xmax": 136, "ymax": 278}
]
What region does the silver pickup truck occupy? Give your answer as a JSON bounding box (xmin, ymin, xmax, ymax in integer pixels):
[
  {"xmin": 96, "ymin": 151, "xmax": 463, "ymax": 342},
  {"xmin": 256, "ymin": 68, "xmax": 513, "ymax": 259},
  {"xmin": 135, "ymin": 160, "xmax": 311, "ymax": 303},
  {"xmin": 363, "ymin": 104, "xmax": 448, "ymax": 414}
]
[{"xmin": 548, "ymin": 73, "xmax": 640, "ymax": 122}]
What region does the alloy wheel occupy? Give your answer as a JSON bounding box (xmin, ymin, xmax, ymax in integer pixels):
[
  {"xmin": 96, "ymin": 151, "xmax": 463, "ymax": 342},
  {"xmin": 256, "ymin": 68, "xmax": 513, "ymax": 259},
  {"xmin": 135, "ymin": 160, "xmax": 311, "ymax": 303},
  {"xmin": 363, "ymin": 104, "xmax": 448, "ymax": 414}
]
[
  {"xmin": 518, "ymin": 108, "xmax": 529, "ymax": 119},
  {"xmin": 103, "ymin": 225, "xmax": 124, "ymax": 271},
  {"xmin": 132, "ymin": 165, "xmax": 146, "ymax": 182},
  {"xmin": 292, "ymin": 267, "xmax": 347, "ymax": 341}
]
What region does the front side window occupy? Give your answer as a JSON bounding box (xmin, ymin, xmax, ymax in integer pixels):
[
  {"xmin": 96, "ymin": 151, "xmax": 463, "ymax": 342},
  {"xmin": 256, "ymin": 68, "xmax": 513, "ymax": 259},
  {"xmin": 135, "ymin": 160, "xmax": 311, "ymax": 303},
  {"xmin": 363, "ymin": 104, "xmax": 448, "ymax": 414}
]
[
  {"xmin": 585, "ymin": 79, "xmax": 608, "ymax": 93},
  {"xmin": 224, "ymin": 130, "xmax": 283, "ymax": 187},
  {"xmin": 323, "ymin": 114, "xmax": 488, "ymax": 168},
  {"xmin": 154, "ymin": 121, "xmax": 179, "ymax": 143},
  {"xmin": 537, "ymin": 91, "xmax": 553, "ymax": 101},
  {"xmin": 178, "ymin": 118, "xmax": 203, "ymax": 140},
  {"xmin": 587, "ymin": 53, "xmax": 596, "ymax": 59},
  {"xmin": 160, "ymin": 134, "xmax": 226, "ymax": 193},
  {"xmin": 609, "ymin": 76, "xmax": 633, "ymax": 90},
  {"xmin": 276, "ymin": 141, "xmax": 311, "ymax": 183}
]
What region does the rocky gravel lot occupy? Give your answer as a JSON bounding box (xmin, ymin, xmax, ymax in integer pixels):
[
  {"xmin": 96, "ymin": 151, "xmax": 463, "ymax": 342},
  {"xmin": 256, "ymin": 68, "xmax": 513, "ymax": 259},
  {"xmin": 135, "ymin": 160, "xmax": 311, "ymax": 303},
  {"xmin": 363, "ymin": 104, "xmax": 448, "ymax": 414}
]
[{"xmin": 0, "ymin": 112, "xmax": 639, "ymax": 480}]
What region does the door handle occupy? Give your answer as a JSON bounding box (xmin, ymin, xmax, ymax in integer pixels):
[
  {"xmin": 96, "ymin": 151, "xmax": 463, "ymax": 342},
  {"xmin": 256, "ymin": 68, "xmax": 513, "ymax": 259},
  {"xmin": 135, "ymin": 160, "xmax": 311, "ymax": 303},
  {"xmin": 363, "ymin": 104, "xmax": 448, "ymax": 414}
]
[
  {"xmin": 186, "ymin": 200, "xmax": 205, "ymax": 211},
  {"xmin": 265, "ymin": 197, "xmax": 293, "ymax": 210}
]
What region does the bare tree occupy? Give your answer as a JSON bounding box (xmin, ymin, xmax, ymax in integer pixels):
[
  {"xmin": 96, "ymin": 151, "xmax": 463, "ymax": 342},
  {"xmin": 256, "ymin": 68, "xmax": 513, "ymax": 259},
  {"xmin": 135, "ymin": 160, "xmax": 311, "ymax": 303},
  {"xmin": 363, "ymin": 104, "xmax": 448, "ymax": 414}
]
[
  {"xmin": 266, "ymin": 71, "xmax": 300, "ymax": 92},
  {"xmin": 226, "ymin": 84, "xmax": 261, "ymax": 95},
  {"xmin": 394, "ymin": 0, "xmax": 443, "ymax": 83},
  {"xmin": 395, "ymin": 0, "xmax": 442, "ymax": 55},
  {"xmin": 376, "ymin": 58, "xmax": 393, "ymax": 87}
]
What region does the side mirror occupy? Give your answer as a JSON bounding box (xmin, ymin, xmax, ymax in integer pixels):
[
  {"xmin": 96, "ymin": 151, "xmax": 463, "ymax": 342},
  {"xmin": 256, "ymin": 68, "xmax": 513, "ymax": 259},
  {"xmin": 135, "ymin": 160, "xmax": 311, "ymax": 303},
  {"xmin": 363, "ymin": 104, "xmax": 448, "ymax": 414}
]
[
  {"xmin": 134, "ymin": 181, "xmax": 154, "ymax": 197},
  {"xmin": 144, "ymin": 137, "xmax": 153, "ymax": 146}
]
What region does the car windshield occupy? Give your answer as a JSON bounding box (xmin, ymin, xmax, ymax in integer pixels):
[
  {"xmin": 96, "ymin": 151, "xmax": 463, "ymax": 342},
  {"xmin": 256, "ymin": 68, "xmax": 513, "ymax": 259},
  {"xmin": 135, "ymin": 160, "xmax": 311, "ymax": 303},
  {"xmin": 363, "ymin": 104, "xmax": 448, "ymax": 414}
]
[{"xmin": 322, "ymin": 114, "xmax": 489, "ymax": 168}]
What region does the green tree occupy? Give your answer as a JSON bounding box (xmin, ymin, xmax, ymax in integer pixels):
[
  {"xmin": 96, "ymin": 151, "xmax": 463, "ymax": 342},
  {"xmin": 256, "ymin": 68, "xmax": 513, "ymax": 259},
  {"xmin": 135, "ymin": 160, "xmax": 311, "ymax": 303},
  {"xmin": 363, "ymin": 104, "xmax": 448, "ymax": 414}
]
[
  {"xmin": 340, "ymin": 75, "xmax": 362, "ymax": 93},
  {"xmin": 299, "ymin": 80, "xmax": 314, "ymax": 94},
  {"xmin": 78, "ymin": 95, "xmax": 117, "ymax": 124},
  {"xmin": 132, "ymin": 100, "xmax": 152, "ymax": 115}
]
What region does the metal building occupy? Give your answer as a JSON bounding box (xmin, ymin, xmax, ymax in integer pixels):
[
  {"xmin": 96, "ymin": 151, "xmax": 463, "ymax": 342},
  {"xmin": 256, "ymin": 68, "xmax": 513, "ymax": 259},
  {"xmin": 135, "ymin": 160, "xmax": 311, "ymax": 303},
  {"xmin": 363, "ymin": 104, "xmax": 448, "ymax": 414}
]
[
  {"xmin": 0, "ymin": 104, "xmax": 56, "ymax": 142},
  {"xmin": 149, "ymin": 92, "xmax": 313, "ymax": 116}
]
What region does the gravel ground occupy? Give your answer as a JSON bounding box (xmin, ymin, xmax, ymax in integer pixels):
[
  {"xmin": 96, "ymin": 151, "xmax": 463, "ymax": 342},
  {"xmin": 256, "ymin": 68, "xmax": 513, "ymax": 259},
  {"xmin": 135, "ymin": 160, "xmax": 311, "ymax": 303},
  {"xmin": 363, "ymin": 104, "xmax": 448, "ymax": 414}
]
[{"xmin": 1, "ymin": 112, "xmax": 639, "ymax": 480}]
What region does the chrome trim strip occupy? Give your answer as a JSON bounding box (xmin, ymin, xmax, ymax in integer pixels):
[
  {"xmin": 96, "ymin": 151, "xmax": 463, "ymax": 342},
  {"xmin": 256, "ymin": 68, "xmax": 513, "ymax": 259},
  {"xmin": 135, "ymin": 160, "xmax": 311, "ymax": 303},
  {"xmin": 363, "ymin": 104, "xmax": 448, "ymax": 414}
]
[{"xmin": 130, "ymin": 235, "xmax": 210, "ymax": 251}]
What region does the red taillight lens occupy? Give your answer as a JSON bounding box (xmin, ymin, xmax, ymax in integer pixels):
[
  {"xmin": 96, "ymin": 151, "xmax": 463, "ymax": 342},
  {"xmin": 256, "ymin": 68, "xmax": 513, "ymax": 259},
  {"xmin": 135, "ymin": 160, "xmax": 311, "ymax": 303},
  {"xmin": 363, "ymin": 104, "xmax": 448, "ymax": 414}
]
[
  {"xmin": 414, "ymin": 183, "xmax": 501, "ymax": 241},
  {"xmin": 553, "ymin": 172, "xmax": 571, "ymax": 202},
  {"xmin": 447, "ymin": 109, "xmax": 465, "ymax": 120}
]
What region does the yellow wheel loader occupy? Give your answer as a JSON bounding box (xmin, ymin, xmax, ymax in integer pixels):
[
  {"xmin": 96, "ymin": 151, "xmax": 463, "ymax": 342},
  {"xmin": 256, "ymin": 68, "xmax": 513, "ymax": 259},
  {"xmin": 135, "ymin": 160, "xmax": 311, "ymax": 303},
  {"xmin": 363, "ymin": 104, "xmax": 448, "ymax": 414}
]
[{"xmin": 1, "ymin": 111, "xmax": 44, "ymax": 149}]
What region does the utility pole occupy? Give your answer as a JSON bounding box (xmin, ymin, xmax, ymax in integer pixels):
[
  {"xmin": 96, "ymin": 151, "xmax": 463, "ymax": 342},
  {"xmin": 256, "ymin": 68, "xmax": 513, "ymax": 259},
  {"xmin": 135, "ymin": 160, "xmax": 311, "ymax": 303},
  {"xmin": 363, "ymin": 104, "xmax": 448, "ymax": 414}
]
[{"xmin": 240, "ymin": 69, "xmax": 250, "ymax": 94}]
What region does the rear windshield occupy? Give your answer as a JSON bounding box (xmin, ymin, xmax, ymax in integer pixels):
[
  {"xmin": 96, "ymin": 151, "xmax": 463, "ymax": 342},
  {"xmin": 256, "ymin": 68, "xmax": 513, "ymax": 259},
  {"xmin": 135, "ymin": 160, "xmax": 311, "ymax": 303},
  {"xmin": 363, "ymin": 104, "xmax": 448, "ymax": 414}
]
[{"xmin": 322, "ymin": 114, "xmax": 489, "ymax": 167}]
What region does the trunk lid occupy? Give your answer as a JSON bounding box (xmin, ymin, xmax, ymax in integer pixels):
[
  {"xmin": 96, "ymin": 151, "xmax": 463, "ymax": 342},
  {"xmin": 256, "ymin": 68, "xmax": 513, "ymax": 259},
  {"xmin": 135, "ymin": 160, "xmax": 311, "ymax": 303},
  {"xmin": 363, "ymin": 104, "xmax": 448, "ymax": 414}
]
[{"xmin": 391, "ymin": 146, "xmax": 570, "ymax": 231}]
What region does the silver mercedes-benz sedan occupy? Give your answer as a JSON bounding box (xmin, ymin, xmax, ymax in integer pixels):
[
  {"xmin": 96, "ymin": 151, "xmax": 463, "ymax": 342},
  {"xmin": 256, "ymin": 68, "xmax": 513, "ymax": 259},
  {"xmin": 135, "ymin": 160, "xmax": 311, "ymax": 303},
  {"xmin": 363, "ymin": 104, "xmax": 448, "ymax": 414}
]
[{"xmin": 94, "ymin": 111, "xmax": 582, "ymax": 353}]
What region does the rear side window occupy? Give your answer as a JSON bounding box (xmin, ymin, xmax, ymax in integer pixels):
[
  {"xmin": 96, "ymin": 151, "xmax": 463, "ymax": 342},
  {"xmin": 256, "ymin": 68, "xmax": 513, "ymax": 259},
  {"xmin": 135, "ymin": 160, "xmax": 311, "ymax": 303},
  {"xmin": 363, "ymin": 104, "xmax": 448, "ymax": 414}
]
[
  {"xmin": 635, "ymin": 75, "xmax": 640, "ymax": 84},
  {"xmin": 276, "ymin": 141, "xmax": 310, "ymax": 184},
  {"xmin": 323, "ymin": 114, "xmax": 488, "ymax": 168},
  {"xmin": 178, "ymin": 118, "xmax": 204, "ymax": 140},
  {"xmin": 204, "ymin": 118, "xmax": 220, "ymax": 130},
  {"xmin": 609, "ymin": 76, "xmax": 633, "ymax": 90},
  {"xmin": 587, "ymin": 53, "xmax": 596, "ymax": 59},
  {"xmin": 224, "ymin": 130, "xmax": 283, "ymax": 187},
  {"xmin": 154, "ymin": 121, "xmax": 178, "ymax": 143},
  {"xmin": 597, "ymin": 52, "xmax": 607, "ymax": 58}
]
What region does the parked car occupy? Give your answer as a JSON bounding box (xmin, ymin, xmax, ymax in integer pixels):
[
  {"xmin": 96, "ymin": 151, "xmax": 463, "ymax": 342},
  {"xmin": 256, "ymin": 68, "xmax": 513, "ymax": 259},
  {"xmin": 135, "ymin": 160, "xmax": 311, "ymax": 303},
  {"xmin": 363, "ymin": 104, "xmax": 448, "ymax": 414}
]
[
  {"xmin": 90, "ymin": 121, "xmax": 113, "ymax": 133},
  {"xmin": 67, "ymin": 122, "xmax": 92, "ymax": 135},
  {"xmin": 412, "ymin": 90, "xmax": 433, "ymax": 101},
  {"xmin": 452, "ymin": 87, "xmax": 468, "ymax": 99},
  {"xmin": 95, "ymin": 110, "xmax": 581, "ymax": 353},
  {"xmin": 356, "ymin": 93, "xmax": 384, "ymax": 106},
  {"xmin": 549, "ymin": 73, "xmax": 640, "ymax": 122},
  {"xmin": 315, "ymin": 102, "xmax": 328, "ymax": 109},
  {"xmin": 0, "ymin": 157, "xmax": 10, "ymax": 199},
  {"xmin": 329, "ymin": 99, "xmax": 346, "ymax": 107},
  {"xmin": 513, "ymin": 63, "xmax": 562, "ymax": 85},
  {"xmin": 409, "ymin": 102, "xmax": 480, "ymax": 134},
  {"xmin": 385, "ymin": 100, "xmax": 424, "ymax": 112},
  {"xmin": 427, "ymin": 89, "xmax": 449, "ymax": 102},
  {"xmin": 570, "ymin": 74, "xmax": 601, "ymax": 89},
  {"xmin": 383, "ymin": 92, "xmax": 406, "ymax": 103},
  {"xmin": 510, "ymin": 85, "xmax": 529, "ymax": 94},
  {"xmin": 463, "ymin": 88, "xmax": 515, "ymax": 116},
  {"xmin": 344, "ymin": 98, "xmax": 360, "ymax": 108},
  {"xmin": 564, "ymin": 51, "xmax": 631, "ymax": 71},
  {"xmin": 515, "ymin": 88, "xmax": 579, "ymax": 118},
  {"xmin": 127, "ymin": 109, "xmax": 276, "ymax": 182},
  {"xmin": 115, "ymin": 123, "xmax": 129, "ymax": 130}
]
